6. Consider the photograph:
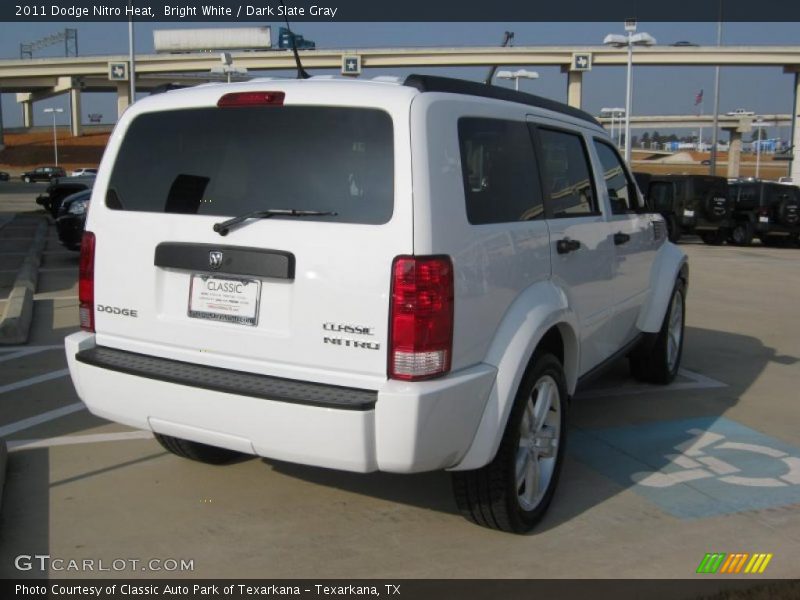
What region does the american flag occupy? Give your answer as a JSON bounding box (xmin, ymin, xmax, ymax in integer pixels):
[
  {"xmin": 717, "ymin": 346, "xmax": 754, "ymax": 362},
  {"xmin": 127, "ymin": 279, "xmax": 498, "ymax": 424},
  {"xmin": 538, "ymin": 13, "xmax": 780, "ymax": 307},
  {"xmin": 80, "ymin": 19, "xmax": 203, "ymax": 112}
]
[{"xmin": 695, "ymin": 89, "xmax": 704, "ymax": 105}]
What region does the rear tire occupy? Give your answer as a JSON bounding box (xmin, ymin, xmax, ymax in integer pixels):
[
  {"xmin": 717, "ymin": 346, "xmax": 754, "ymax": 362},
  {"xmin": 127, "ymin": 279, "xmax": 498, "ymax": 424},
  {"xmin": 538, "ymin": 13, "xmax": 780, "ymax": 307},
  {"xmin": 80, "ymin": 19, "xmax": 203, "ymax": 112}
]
[
  {"xmin": 665, "ymin": 214, "xmax": 681, "ymax": 243},
  {"xmin": 154, "ymin": 433, "xmax": 244, "ymax": 465},
  {"xmin": 729, "ymin": 222, "xmax": 753, "ymax": 246},
  {"xmin": 630, "ymin": 279, "xmax": 686, "ymax": 384},
  {"xmin": 452, "ymin": 353, "xmax": 567, "ymax": 534}
]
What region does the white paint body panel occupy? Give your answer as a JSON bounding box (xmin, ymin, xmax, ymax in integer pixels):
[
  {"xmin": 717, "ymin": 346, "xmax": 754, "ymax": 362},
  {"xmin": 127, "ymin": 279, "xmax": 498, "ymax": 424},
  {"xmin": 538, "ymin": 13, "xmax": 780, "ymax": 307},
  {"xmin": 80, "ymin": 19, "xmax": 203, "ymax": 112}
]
[{"xmin": 66, "ymin": 78, "xmax": 686, "ymax": 474}]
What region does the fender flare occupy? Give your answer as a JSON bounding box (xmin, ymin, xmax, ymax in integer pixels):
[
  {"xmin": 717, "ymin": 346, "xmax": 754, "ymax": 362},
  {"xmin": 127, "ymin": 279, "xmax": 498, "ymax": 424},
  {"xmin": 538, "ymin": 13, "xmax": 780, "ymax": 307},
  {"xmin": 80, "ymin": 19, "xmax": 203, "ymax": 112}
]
[
  {"xmin": 636, "ymin": 242, "xmax": 689, "ymax": 333},
  {"xmin": 450, "ymin": 280, "xmax": 579, "ymax": 472}
]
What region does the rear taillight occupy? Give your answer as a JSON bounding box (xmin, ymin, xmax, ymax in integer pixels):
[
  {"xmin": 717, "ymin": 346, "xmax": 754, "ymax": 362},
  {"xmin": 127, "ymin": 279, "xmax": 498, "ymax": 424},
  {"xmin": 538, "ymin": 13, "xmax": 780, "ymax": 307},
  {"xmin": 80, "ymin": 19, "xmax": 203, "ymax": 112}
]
[
  {"xmin": 78, "ymin": 231, "xmax": 96, "ymax": 332},
  {"xmin": 217, "ymin": 91, "xmax": 285, "ymax": 107},
  {"xmin": 389, "ymin": 256, "xmax": 454, "ymax": 381}
]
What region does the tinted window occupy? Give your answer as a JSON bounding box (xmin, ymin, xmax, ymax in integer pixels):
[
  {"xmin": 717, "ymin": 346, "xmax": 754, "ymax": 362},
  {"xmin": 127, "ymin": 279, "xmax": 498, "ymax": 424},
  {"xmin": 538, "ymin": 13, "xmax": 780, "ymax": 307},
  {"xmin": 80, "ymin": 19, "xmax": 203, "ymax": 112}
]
[
  {"xmin": 537, "ymin": 128, "xmax": 597, "ymax": 218},
  {"xmin": 457, "ymin": 118, "xmax": 544, "ymax": 224},
  {"xmin": 593, "ymin": 140, "xmax": 640, "ymax": 214},
  {"xmin": 766, "ymin": 184, "xmax": 797, "ymax": 206},
  {"xmin": 649, "ymin": 182, "xmax": 674, "ymax": 212},
  {"xmin": 107, "ymin": 107, "xmax": 394, "ymax": 224},
  {"xmin": 733, "ymin": 184, "xmax": 759, "ymax": 209}
]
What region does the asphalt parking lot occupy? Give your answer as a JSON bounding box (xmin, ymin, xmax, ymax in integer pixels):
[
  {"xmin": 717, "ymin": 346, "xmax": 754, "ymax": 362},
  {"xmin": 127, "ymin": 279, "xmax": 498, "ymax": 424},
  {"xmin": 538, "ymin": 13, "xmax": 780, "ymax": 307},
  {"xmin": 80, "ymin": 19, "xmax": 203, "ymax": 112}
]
[{"xmin": 0, "ymin": 183, "xmax": 798, "ymax": 580}]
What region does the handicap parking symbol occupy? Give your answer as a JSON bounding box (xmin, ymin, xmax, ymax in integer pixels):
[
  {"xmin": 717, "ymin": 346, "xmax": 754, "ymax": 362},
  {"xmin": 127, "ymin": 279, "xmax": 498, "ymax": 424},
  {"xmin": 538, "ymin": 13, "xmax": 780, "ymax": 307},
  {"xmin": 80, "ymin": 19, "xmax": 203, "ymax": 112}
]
[{"xmin": 571, "ymin": 417, "xmax": 800, "ymax": 518}]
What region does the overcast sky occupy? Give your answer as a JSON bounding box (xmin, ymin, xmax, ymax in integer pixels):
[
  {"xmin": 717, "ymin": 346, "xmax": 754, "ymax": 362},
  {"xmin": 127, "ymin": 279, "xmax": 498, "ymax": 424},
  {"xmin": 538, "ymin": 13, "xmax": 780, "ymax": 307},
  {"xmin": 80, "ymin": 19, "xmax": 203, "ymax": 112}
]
[{"xmin": 1, "ymin": 21, "xmax": 799, "ymax": 139}]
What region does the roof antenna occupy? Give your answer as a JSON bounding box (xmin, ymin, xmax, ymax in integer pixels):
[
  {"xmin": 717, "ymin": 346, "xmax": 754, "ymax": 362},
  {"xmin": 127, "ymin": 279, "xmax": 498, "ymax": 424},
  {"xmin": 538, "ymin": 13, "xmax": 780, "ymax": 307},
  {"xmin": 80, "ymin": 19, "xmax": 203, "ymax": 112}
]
[
  {"xmin": 279, "ymin": 0, "xmax": 311, "ymax": 79},
  {"xmin": 484, "ymin": 31, "xmax": 514, "ymax": 85}
]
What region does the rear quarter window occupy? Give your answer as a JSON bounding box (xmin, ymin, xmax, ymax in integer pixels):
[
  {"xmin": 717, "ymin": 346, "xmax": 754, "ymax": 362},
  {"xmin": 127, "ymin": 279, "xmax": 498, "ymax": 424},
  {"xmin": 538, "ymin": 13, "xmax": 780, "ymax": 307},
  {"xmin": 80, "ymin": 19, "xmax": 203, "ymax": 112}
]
[
  {"xmin": 106, "ymin": 106, "xmax": 394, "ymax": 225},
  {"xmin": 457, "ymin": 117, "xmax": 545, "ymax": 224}
]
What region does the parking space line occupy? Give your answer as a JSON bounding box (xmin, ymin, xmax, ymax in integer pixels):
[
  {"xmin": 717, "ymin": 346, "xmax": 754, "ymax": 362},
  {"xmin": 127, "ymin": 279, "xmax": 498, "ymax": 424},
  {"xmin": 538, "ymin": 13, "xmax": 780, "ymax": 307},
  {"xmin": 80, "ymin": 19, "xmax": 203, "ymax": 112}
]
[
  {"xmin": 0, "ymin": 402, "xmax": 84, "ymax": 438},
  {"xmin": 8, "ymin": 430, "xmax": 153, "ymax": 452},
  {"xmin": 0, "ymin": 344, "xmax": 64, "ymax": 354},
  {"xmin": 0, "ymin": 267, "xmax": 77, "ymax": 274},
  {"xmin": 0, "ymin": 368, "xmax": 69, "ymax": 396},
  {"xmin": 0, "ymin": 349, "xmax": 52, "ymax": 363},
  {"xmin": 33, "ymin": 295, "xmax": 78, "ymax": 301}
]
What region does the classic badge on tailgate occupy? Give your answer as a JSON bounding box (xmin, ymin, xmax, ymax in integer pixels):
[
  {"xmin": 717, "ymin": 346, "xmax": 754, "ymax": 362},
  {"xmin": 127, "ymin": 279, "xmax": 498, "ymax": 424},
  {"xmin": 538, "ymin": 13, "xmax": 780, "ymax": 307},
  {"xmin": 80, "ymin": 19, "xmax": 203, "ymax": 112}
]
[{"xmin": 188, "ymin": 274, "xmax": 260, "ymax": 326}]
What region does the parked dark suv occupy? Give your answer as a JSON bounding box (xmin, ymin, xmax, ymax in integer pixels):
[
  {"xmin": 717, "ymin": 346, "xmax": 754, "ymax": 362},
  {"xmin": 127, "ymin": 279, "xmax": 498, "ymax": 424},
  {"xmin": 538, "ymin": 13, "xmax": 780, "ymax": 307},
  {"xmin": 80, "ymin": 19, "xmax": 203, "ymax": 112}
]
[
  {"xmin": 21, "ymin": 166, "xmax": 66, "ymax": 183},
  {"xmin": 634, "ymin": 173, "xmax": 732, "ymax": 244},
  {"xmin": 728, "ymin": 179, "xmax": 800, "ymax": 246},
  {"xmin": 36, "ymin": 174, "xmax": 95, "ymax": 218}
]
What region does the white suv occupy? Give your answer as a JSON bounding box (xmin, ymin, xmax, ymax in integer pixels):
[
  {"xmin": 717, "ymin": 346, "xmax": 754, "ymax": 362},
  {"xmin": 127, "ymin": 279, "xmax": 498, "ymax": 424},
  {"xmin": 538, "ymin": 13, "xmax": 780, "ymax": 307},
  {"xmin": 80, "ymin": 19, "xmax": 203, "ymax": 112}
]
[{"xmin": 65, "ymin": 75, "xmax": 688, "ymax": 533}]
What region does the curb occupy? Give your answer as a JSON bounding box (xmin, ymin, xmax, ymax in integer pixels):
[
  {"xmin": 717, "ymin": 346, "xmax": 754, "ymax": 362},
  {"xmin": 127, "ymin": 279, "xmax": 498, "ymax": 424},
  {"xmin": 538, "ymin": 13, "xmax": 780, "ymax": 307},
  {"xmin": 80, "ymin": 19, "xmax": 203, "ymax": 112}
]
[
  {"xmin": 0, "ymin": 439, "xmax": 6, "ymax": 513},
  {"xmin": 0, "ymin": 218, "xmax": 48, "ymax": 345}
]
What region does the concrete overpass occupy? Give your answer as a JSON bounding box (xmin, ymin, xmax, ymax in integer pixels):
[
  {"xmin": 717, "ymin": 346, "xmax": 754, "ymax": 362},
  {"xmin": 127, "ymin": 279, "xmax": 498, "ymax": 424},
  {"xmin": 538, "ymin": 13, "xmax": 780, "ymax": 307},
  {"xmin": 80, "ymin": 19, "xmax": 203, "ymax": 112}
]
[
  {"xmin": 1, "ymin": 44, "xmax": 799, "ymax": 178},
  {"xmin": 597, "ymin": 114, "xmax": 792, "ymax": 129}
]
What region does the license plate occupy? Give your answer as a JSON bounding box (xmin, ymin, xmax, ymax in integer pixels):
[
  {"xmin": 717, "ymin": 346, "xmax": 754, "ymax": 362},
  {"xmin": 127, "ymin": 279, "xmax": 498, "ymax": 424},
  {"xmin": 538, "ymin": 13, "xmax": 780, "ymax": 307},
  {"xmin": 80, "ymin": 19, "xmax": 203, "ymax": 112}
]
[
  {"xmin": 188, "ymin": 274, "xmax": 261, "ymax": 326},
  {"xmin": 759, "ymin": 216, "xmax": 769, "ymax": 223},
  {"xmin": 683, "ymin": 209, "xmax": 695, "ymax": 217}
]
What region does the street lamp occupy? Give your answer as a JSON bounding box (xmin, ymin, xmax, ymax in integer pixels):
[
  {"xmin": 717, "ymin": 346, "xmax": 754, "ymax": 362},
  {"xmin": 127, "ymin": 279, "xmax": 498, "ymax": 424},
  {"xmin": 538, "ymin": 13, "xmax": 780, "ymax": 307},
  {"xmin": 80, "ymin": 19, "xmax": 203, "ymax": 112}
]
[
  {"xmin": 496, "ymin": 69, "xmax": 539, "ymax": 91},
  {"xmin": 601, "ymin": 107, "xmax": 626, "ymax": 150},
  {"xmin": 43, "ymin": 107, "xmax": 64, "ymax": 166},
  {"xmin": 211, "ymin": 52, "xmax": 248, "ymax": 83},
  {"xmin": 604, "ymin": 19, "xmax": 656, "ymax": 163}
]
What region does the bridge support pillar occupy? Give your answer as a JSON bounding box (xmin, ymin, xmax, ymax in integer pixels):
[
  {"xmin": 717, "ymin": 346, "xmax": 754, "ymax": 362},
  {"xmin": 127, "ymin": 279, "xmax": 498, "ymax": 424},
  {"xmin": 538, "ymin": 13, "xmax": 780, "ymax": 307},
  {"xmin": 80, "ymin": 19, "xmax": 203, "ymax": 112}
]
[
  {"xmin": 0, "ymin": 93, "xmax": 5, "ymax": 151},
  {"xmin": 727, "ymin": 131, "xmax": 743, "ymax": 179},
  {"xmin": 21, "ymin": 100, "xmax": 33, "ymax": 128},
  {"xmin": 116, "ymin": 81, "xmax": 131, "ymax": 119},
  {"xmin": 566, "ymin": 70, "xmax": 582, "ymax": 109},
  {"xmin": 69, "ymin": 87, "xmax": 82, "ymax": 137},
  {"xmin": 791, "ymin": 72, "xmax": 800, "ymax": 182}
]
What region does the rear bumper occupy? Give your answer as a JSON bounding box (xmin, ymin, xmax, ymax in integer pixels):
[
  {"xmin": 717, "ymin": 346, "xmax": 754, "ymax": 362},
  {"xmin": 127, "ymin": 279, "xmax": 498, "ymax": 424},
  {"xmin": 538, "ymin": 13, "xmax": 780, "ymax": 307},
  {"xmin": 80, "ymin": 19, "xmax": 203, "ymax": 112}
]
[
  {"xmin": 55, "ymin": 215, "xmax": 84, "ymax": 248},
  {"xmin": 680, "ymin": 215, "xmax": 730, "ymax": 232},
  {"xmin": 65, "ymin": 332, "xmax": 496, "ymax": 474},
  {"xmin": 754, "ymin": 222, "xmax": 800, "ymax": 236}
]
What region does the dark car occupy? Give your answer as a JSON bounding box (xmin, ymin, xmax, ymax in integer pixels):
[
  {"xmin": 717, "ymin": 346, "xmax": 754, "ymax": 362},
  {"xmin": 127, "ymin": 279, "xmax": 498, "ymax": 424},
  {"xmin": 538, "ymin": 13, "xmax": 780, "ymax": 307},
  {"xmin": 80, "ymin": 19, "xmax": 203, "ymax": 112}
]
[
  {"xmin": 0, "ymin": 171, "xmax": 10, "ymax": 182},
  {"xmin": 21, "ymin": 166, "xmax": 66, "ymax": 183},
  {"xmin": 55, "ymin": 189, "xmax": 91, "ymax": 250},
  {"xmin": 36, "ymin": 174, "xmax": 95, "ymax": 218},
  {"xmin": 634, "ymin": 173, "xmax": 733, "ymax": 244},
  {"xmin": 728, "ymin": 180, "xmax": 800, "ymax": 246}
]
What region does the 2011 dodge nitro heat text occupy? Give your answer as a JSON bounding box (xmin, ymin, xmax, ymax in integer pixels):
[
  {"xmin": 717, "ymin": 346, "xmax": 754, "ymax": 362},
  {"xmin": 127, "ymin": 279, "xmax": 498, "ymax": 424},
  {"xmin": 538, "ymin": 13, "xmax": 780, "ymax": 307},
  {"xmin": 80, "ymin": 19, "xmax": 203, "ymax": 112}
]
[{"xmin": 65, "ymin": 75, "xmax": 688, "ymax": 533}]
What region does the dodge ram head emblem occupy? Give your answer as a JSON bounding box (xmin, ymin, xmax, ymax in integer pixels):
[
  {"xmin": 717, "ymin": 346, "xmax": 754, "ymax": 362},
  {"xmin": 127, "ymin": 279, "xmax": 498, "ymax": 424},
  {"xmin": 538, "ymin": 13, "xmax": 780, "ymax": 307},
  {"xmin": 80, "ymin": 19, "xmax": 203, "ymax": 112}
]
[{"xmin": 209, "ymin": 251, "xmax": 223, "ymax": 270}]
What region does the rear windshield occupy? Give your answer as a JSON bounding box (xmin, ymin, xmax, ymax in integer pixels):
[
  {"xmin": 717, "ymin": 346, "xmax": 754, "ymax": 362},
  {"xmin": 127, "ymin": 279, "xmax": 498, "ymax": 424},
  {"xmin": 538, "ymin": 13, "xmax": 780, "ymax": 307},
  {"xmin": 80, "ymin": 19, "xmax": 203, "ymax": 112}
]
[{"xmin": 106, "ymin": 106, "xmax": 394, "ymax": 224}]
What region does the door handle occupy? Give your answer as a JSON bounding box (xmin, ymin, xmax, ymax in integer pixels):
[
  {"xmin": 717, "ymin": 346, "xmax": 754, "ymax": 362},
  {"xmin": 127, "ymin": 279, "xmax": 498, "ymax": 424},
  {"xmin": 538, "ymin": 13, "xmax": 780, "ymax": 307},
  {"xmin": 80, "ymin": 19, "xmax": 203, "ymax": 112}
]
[
  {"xmin": 556, "ymin": 238, "xmax": 581, "ymax": 254},
  {"xmin": 614, "ymin": 232, "xmax": 631, "ymax": 245}
]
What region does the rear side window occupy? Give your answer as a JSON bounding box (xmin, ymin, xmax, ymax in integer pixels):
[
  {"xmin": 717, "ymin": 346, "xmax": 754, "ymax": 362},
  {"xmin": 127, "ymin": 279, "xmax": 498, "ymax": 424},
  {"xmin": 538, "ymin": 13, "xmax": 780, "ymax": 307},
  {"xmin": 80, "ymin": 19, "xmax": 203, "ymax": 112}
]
[
  {"xmin": 766, "ymin": 185, "xmax": 797, "ymax": 206},
  {"xmin": 536, "ymin": 128, "xmax": 597, "ymax": 218},
  {"xmin": 107, "ymin": 106, "xmax": 394, "ymax": 224},
  {"xmin": 649, "ymin": 182, "xmax": 674, "ymax": 212},
  {"xmin": 734, "ymin": 184, "xmax": 759, "ymax": 208},
  {"xmin": 457, "ymin": 118, "xmax": 544, "ymax": 224},
  {"xmin": 593, "ymin": 140, "xmax": 641, "ymax": 214}
]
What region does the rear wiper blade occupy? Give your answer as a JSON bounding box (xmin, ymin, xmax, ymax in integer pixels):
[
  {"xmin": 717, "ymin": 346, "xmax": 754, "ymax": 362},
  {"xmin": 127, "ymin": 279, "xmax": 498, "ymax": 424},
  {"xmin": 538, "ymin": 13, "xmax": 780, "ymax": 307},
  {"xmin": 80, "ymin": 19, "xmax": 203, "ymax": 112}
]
[{"xmin": 213, "ymin": 208, "xmax": 337, "ymax": 236}]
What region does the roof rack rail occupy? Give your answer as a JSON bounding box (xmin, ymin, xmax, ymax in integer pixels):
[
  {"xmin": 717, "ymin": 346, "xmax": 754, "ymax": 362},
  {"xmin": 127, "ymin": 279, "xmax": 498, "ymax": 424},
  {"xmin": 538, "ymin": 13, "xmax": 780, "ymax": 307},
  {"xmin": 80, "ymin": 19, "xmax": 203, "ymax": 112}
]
[{"xmin": 403, "ymin": 74, "xmax": 598, "ymax": 126}]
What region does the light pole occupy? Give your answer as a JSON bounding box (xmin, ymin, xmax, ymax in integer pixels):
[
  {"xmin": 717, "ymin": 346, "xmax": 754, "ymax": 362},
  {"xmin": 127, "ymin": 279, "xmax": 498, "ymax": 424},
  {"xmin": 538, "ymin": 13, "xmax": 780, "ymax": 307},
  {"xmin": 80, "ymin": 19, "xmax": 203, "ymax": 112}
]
[
  {"xmin": 496, "ymin": 69, "xmax": 539, "ymax": 91},
  {"xmin": 601, "ymin": 107, "xmax": 626, "ymax": 150},
  {"xmin": 755, "ymin": 117, "xmax": 764, "ymax": 179},
  {"xmin": 604, "ymin": 20, "xmax": 656, "ymax": 163},
  {"xmin": 43, "ymin": 107, "xmax": 64, "ymax": 166},
  {"xmin": 128, "ymin": 0, "xmax": 136, "ymax": 102}
]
